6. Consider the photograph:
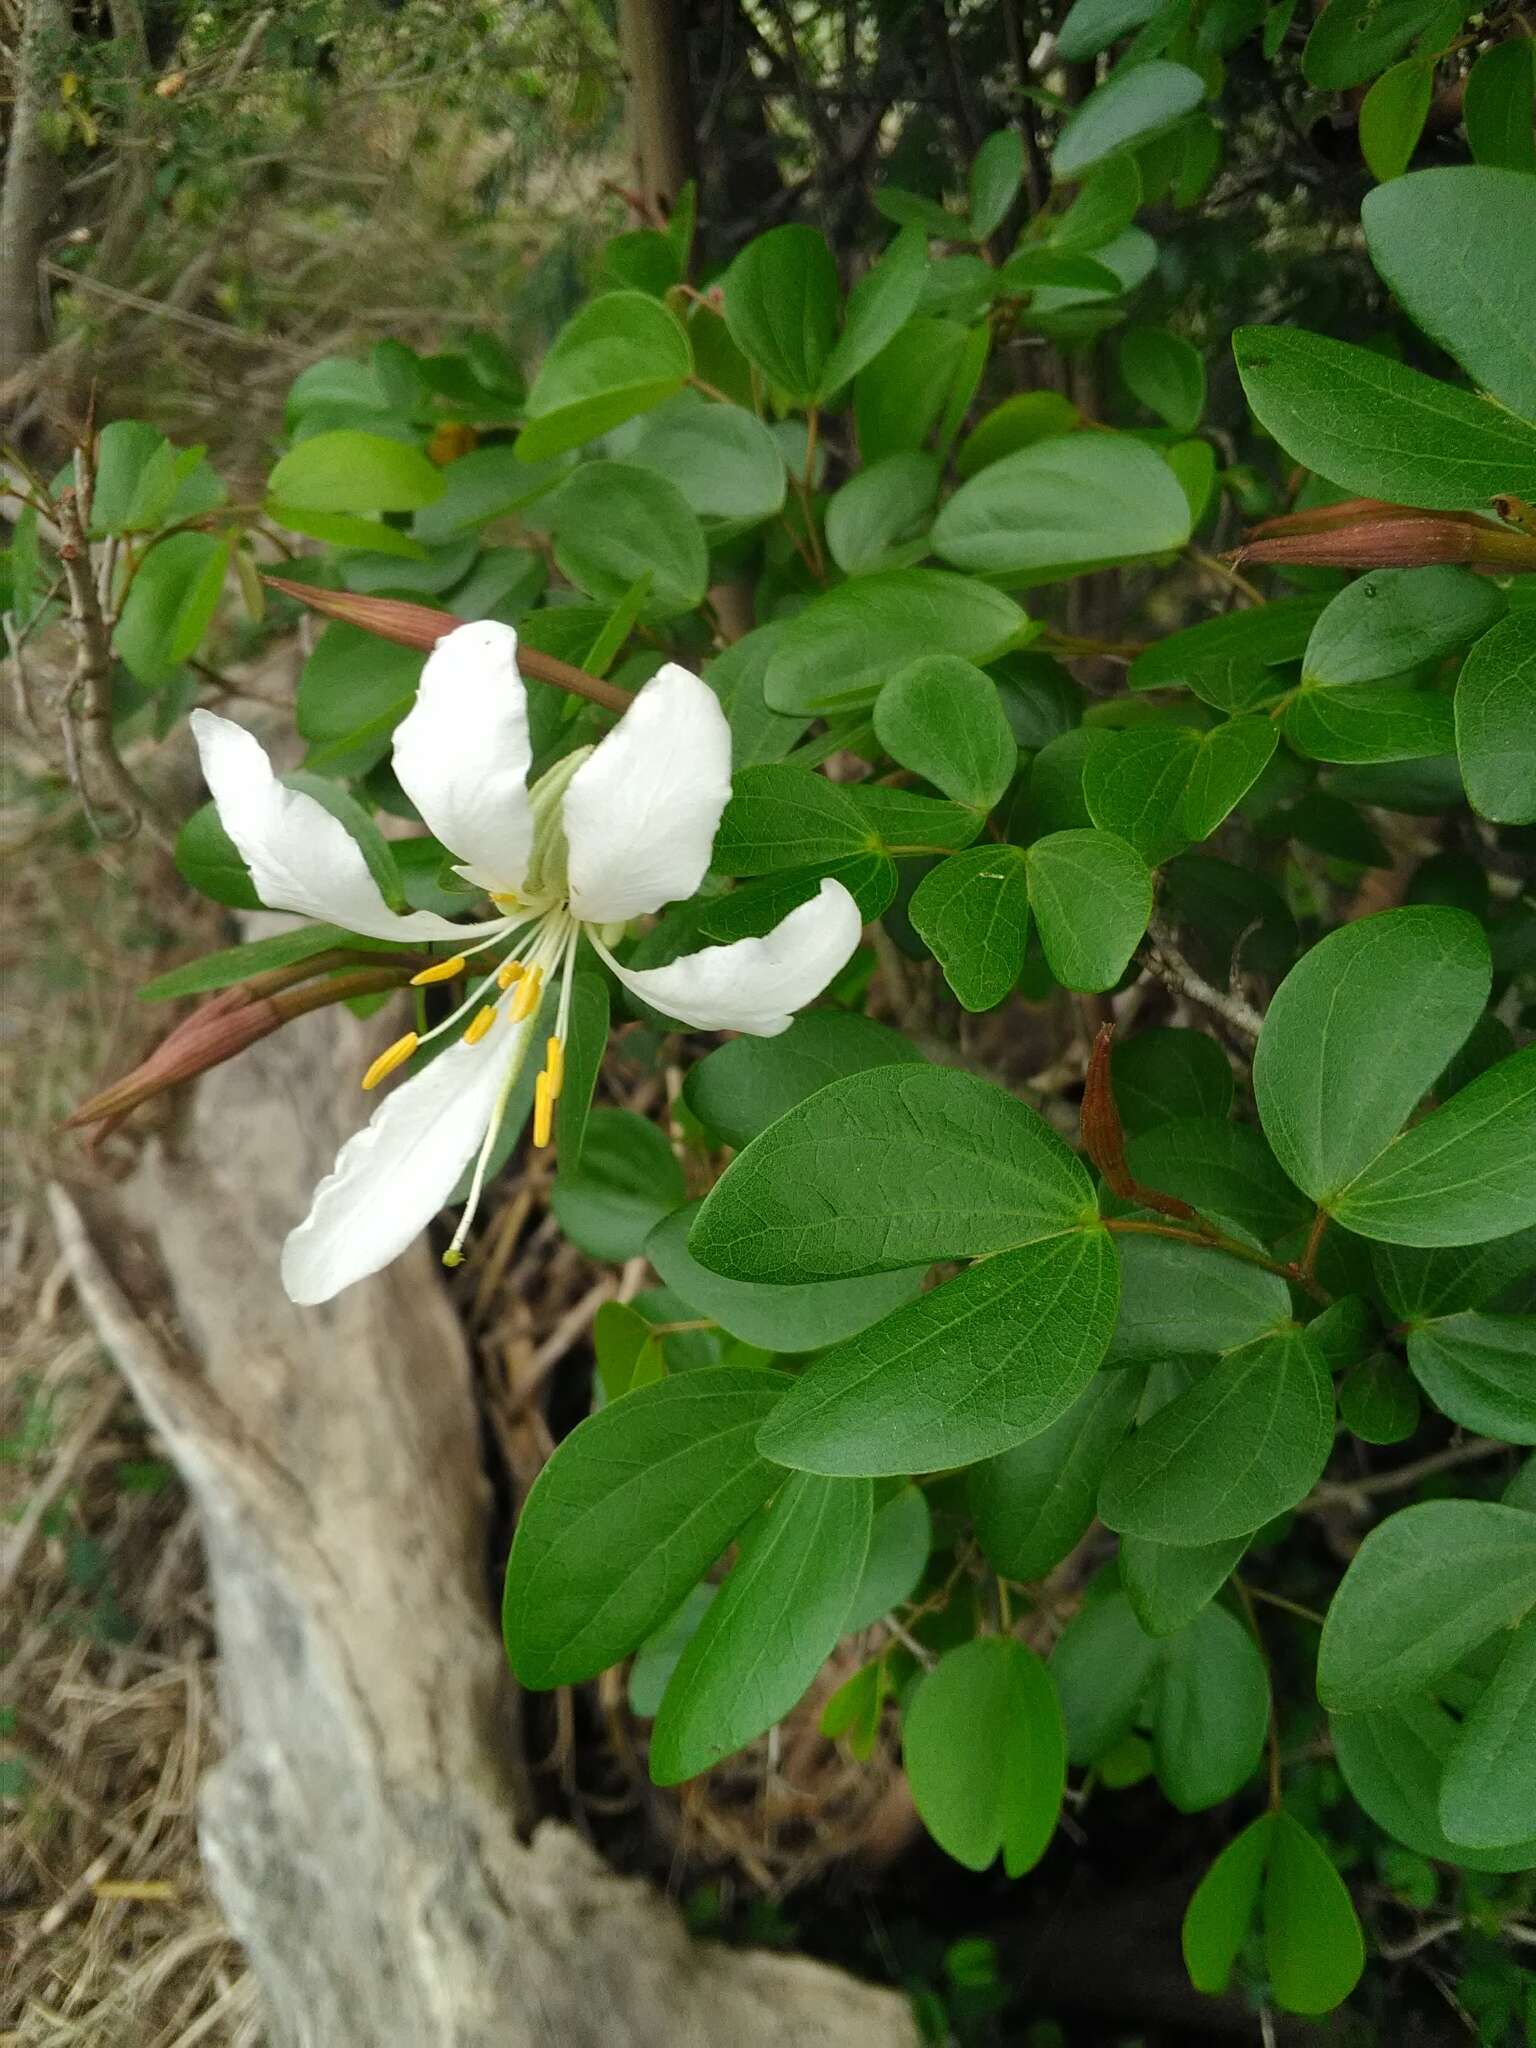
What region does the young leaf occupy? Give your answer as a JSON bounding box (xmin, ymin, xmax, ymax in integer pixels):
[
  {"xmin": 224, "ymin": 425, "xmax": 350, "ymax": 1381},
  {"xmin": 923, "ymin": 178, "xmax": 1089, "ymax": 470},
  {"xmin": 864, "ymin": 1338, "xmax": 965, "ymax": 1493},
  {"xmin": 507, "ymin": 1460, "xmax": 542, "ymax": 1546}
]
[
  {"xmin": 519, "ymin": 291, "xmax": 691, "ymax": 461},
  {"xmin": 501, "ymin": 1367, "xmax": 787, "ymax": 1687},
  {"xmin": 1183, "ymin": 1814, "xmax": 1272, "ymax": 1996},
  {"xmin": 1053, "ymin": 62, "xmax": 1206, "ymax": 181},
  {"xmin": 1359, "ymin": 60, "xmax": 1432, "ymax": 184},
  {"xmin": 1262, "ymin": 1814, "xmax": 1365, "ymax": 2017},
  {"xmin": 624, "ymin": 394, "xmax": 787, "ymax": 529},
  {"xmin": 682, "ymin": 1008, "xmax": 924, "ymax": 1149},
  {"xmin": 1128, "ymin": 595, "xmax": 1324, "ymax": 712},
  {"xmin": 1118, "ymin": 326, "xmax": 1205, "ymax": 431},
  {"xmin": 627, "ymin": 1585, "xmax": 714, "ymax": 1718},
  {"xmin": 1316, "ymin": 1500, "xmax": 1536, "ymax": 1712},
  {"xmin": 909, "ymin": 846, "xmax": 1032, "ymax": 1011},
  {"xmin": 1457, "ymin": 611, "xmax": 1536, "ymax": 826},
  {"xmin": 1025, "ymin": 828, "xmax": 1153, "ymax": 990},
  {"xmin": 1084, "ymin": 726, "xmax": 1201, "ymax": 866},
  {"xmin": 763, "ymin": 570, "xmax": 1025, "ymax": 717},
  {"xmin": 874, "ymin": 656, "xmax": 1017, "ymax": 810},
  {"xmin": 114, "ymin": 534, "xmax": 232, "ymax": 685},
  {"xmin": 723, "ymin": 224, "xmax": 839, "ymax": 404},
  {"xmin": 689, "ymin": 1064, "xmax": 1097, "ymax": 1283},
  {"xmin": 1339, "ymin": 1353, "xmax": 1420, "ymax": 1445},
  {"xmin": 593, "ymin": 1300, "xmax": 665, "ymax": 1403},
  {"xmin": 1098, "ymin": 1328, "xmax": 1334, "ymax": 1544},
  {"xmin": 648, "ymin": 1471, "xmax": 872, "ymax": 1784},
  {"xmin": 903, "ymin": 1637, "xmax": 1066, "ymax": 1876},
  {"xmin": 712, "ymin": 763, "xmax": 871, "ymax": 872},
  {"xmin": 1438, "ymin": 1614, "xmax": 1536, "ymax": 1850},
  {"xmin": 932, "ymin": 433, "xmax": 1192, "ymax": 579},
  {"xmin": 1233, "ymin": 326, "xmax": 1536, "ymax": 511},
  {"xmin": 268, "ymin": 430, "xmax": 445, "ymax": 513},
  {"xmin": 754, "ymin": 1224, "xmax": 1120, "ymax": 1476},
  {"xmin": 1406, "ymin": 1313, "xmax": 1536, "ymax": 1445},
  {"xmin": 969, "ymin": 1369, "xmax": 1145, "ymax": 1581}
]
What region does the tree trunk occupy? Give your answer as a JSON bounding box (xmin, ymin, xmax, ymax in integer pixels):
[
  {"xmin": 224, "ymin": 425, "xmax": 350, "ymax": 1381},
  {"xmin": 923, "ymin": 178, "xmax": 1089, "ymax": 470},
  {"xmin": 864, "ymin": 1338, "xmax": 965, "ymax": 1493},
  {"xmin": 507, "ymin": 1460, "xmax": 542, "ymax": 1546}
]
[
  {"xmin": 1, "ymin": 0, "xmax": 69, "ymax": 386},
  {"xmin": 617, "ymin": 0, "xmax": 696, "ymax": 216},
  {"xmin": 48, "ymin": 998, "xmax": 916, "ymax": 2048}
]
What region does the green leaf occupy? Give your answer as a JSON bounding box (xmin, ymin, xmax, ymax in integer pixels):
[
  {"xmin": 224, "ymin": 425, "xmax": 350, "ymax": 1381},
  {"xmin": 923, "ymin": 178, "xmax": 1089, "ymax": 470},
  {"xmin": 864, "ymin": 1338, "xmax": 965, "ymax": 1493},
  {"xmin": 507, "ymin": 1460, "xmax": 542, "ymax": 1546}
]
[
  {"xmin": 645, "ymin": 1202, "xmax": 926, "ymax": 1352},
  {"xmin": 1098, "ymin": 1328, "xmax": 1334, "ymax": 1544},
  {"xmin": 1262, "ymin": 1814, "xmax": 1365, "ymax": 2017},
  {"xmin": 1024, "ymin": 829, "xmax": 1153, "ymax": 991},
  {"xmin": 825, "ymin": 453, "xmax": 939, "ymax": 576},
  {"xmin": 520, "ymin": 291, "xmax": 691, "ymax": 462},
  {"xmin": 1118, "ymin": 327, "xmax": 1205, "ymax": 431},
  {"xmin": 114, "ymin": 534, "xmax": 230, "ymax": 685},
  {"xmin": 267, "ymin": 429, "xmax": 443, "ymax": 513},
  {"xmin": 1084, "ymin": 726, "xmax": 1199, "ymax": 866},
  {"xmin": 1457, "ymin": 611, "xmax": 1536, "ymax": 825},
  {"xmin": 626, "ymin": 1585, "xmax": 714, "ymax": 1717},
  {"xmin": 762, "ymin": 570, "xmax": 1025, "ymax": 717},
  {"xmin": 411, "ymin": 445, "xmax": 564, "ymax": 541},
  {"xmin": 1329, "ymin": 1045, "xmax": 1536, "ymax": 1247},
  {"xmin": 1181, "ymin": 719, "xmax": 1278, "ymax": 836},
  {"xmin": 820, "ymin": 227, "xmax": 929, "ymax": 395},
  {"xmin": 1233, "ymin": 326, "xmax": 1536, "ymax": 511},
  {"xmin": 855, "ymin": 317, "xmax": 972, "ymax": 463},
  {"xmin": 1339, "ymin": 1353, "xmax": 1421, "ymax": 1444},
  {"xmin": 969, "ymin": 1370, "xmax": 1145, "ymax": 1581},
  {"xmin": 755, "ymin": 1225, "xmax": 1120, "ymax": 1476},
  {"xmin": 1464, "ymin": 39, "xmax": 1536, "ymax": 173},
  {"xmin": 1363, "ymin": 168, "xmax": 1536, "ymax": 420},
  {"xmin": 910, "ymin": 847, "xmax": 1032, "ymax": 1010},
  {"xmin": 648, "ymin": 1471, "xmax": 872, "ymax": 1783},
  {"xmin": 1124, "ymin": 1118, "xmax": 1311, "ymax": 1243},
  {"xmin": 1057, "ymin": 0, "xmax": 1169, "ymax": 62},
  {"xmin": 1183, "ymin": 1814, "xmax": 1272, "ymax": 1996},
  {"xmin": 903, "ymin": 1638, "xmax": 1066, "ymax": 1875},
  {"xmin": 683, "ymin": 1008, "xmax": 923, "ymax": 1149},
  {"xmin": 1106, "ymin": 1235, "xmax": 1291, "ymax": 1365},
  {"xmin": 1406, "ymin": 1313, "xmax": 1536, "ymax": 1445},
  {"xmin": 1111, "ymin": 1028, "xmax": 1234, "ymax": 1135},
  {"xmin": 1052, "ymin": 1590, "xmax": 1161, "ymax": 1763},
  {"xmin": 842, "ymin": 782, "xmax": 983, "ymax": 853},
  {"xmin": 1121, "ymin": 1531, "xmax": 1248, "ymax": 1637},
  {"xmin": 932, "ymin": 433, "xmax": 1191, "ymax": 580},
  {"xmin": 501, "ymin": 1367, "xmax": 787, "ymax": 1687},
  {"xmin": 1129, "ymin": 595, "xmax": 1324, "ymax": 712},
  {"xmin": 1302, "ymin": 567, "xmax": 1506, "ymax": 686},
  {"xmin": 703, "ymin": 624, "xmax": 809, "ymax": 769},
  {"xmin": 137, "ymin": 923, "xmax": 390, "ymax": 1002},
  {"xmin": 296, "ymin": 622, "xmax": 423, "ymax": 760},
  {"xmin": 174, "ymin": 801, "xmax": 259, "ymax": 909},
  {"xmin": 1317, "ymin": 1500, "xmax": 1536, "ymax": 1712},
  {"xmin": 1283, "ymin": 684, "xmax": 1456, "ymax": 765},
  {"xmin": 1054, "ymin": 62, "xmax": 1206, "ymax": 181},
  {"xmin": 820, "ymin": 1657, "xmax": 889, "ymax": 1757},
  {"xmin": 969, "ymin": 130, "xmax": 1025, "ymax": 240},
  {"xmin": 689, "ymin": 1064, "xmax": 1098, "ymax": 1282},
  {"xmin": 1049, "ymin": 155, "xmax": 1143, "ymax": 252},
  {"xmin": 593, "ymin": 1300, "xmax": 665, "ymax": 1403},
  {"xmin": 1331, "ymin": 1695, "xmax": 1536, "ymax": 1872},
  {"xmin": 844, "ymin": 1485, "xmax": 933, "ymax": 1630},
  {"xmin": 712, "ymin": 764, "xmax": 871, "ymax": 873},
  {"xmin": 556, "ymin": 972, "xmax": 608, "ymax": 1171},
  {"xmin": 89, "ymin": 421, "xmax": 177, "ymax": 534},
  {"xmin": 1252, "ymin": 905, "xmax": 1490, "ymax": 1206},
  {"xmin": 625, "ymin": 392, "xmax": 787, "ymax": 529},
  {"xmin": 1439, "ymin": 1615, "xmax": 1536, "ymax": 1850},
  {"xmin": 1371, "ymin": 1227, "xmax": 1536, "ymax": 1320},
  {"xmin": 956, "ymin": 392, "xmax": 1082, "ymax": 478},
  {"xmin": 1359, "ymin": 59, "xmax": 1432, "ymax": 183},
  {"xmin": 549, "ymin": 1107, "xmax": 686, "ymax": 1261},
  {"xmin": 1152, "ymin": 1602, "xmax": 1269, "ymax": 1811},
  {"xmin": 549, "ymin": 462, "xmax": 706, "ymax": 621},
  {"xmin": 723, "ymin": 224, "xmax": 839, "ymax": 404},
  {"xmin": 1302, "ymin": 0, "xmax": 1448, "ymax": 89},
  {"xmin": 874, "ymin": 656, "xmax": 1017, "ymax": 810}
]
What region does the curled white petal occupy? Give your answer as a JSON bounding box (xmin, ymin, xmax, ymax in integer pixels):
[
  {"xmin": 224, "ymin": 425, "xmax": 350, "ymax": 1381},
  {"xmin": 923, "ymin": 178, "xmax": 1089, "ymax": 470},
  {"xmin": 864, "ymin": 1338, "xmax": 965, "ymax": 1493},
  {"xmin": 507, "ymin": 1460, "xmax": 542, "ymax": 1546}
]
[
  {"xmin": 281, "ymin": 1019, "xmax": 534, "ymax": 1304},
  {"xmin": 191, "ymin": 711, "xmax": 499, "ymax": 942},
  {"xmin": 562, "ymin": 663, "xmax": 732, "ymax": 924},
  {"xmin": 601, "ymin": 877, "xmax": 863, "ymax": 1037},
  {"xmin": 392, "ymin": 621, "xmax": 532, "ymax": 892}
]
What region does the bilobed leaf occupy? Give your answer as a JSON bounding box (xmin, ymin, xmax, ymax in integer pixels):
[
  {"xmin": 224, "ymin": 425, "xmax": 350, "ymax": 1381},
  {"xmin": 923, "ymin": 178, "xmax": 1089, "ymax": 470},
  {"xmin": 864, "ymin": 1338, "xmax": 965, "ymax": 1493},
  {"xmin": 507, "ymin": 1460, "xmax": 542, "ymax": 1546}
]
[
  {"xmin": 550, "ymin": 1107, "xmax": 685, "ymax": 1261},
  {"xmin": 711, "ymin": 763, "xmax": 871, "ymax": 873},
  {"xmin": 904, "ymin": 1637, "xmax": 1066, "ymax": 1876},
  {"xmin": 1106, "ymin": 1233, "xmax": 1291, "ymax": 1365},
  {"xmin": 824, "ymin": 453, "xmax": 938, "ymax": 575},
  {"xmin": 763, "ymin": 570, "xmax": 1025, "ymax": 716},
  {"xmin": 1371, "ymin": 1227, "xmax": 1536, "ymax": 1320},
  {"xmin": 645, "ymin": 1203, "xmax": 927, "ymax": 1352},
  {"xmin": 1262, "ymin": 1813, "xmax": 1365, "ymax": 2017},
  {"xmin": 1331, "ymin": 1695, "xmax": 1536, "ymax": 1872},
  {"xmin": 1339, "ymin": 1353, "xmax": 1421, "ymax": 1445},
  {"xmin": 1363, "ymin": 168, "xmax": 1536, "ymax": 422},
  {"xmin": 1121, "ymin": 1531, "xmax": 1248, "ymax": 1637},
  {"xmin": 1053, "ymin": 62, "xmax": 1206, "ymax": 181},
  {"xmin": 114, "ymin": 533, "xmax": 231, "ymax": 685},
  {"xmin": 874, "ymin": 656, "xmax": 1017, "ymax": 809},
  {"xmin": 1084, "ymin": 726, "xmax": 1200, "ymax": 865},
  {"xmin": 855, "ymin": 317, "xmax": 971, "ymax": 463},
  {"xmin": 1124, "ymin": 1118, "xmax": 1310, "ymax": 1243},
  {"xmin": 1118, "ymin": 326, "xmax": 1205, "ymax": 430},
  {"xmin": 1359, "ymin": 59, "xmax": 1432, "ymax": 184},
  {"xmin": 683, "ymin": 1008, "xmax": 924, "ymax": 1150},
  {"xmin": 625, "ymin": 394, "xmax": 786, "ymax": 528},
  {"xmin": 1282, "ymin": 684, "xmax": 1456, "ymax": 765},
  {"xmin": 1181, "ymin": 718, "xmax": 1277, "ymax": 836},
  {"xmin": 1025, "ymin": 829, "xmax": 1153, "ymax": 990},
  {"xmin": 1464, "ymin": 39, "xmax": 1536, "ymax": 172},
  {"xmin": 1049, "ymin": 155, "xmax": 1142, "ymax": 252},
  {"xmin": 1406, "ymin": 1313, "xmax": 1536, "ymax": 1445},
  {"xmin": 1316, "ymin": 1500, "xmax": 1536, "ymax": 1712},
  {"xmin": 1052, "ymin": 1590, "xmax": 1162, "ymax": 1763},
  {"xmin": 844, "ymin": 1485, "xmax": 933, "ymax": 1630},
  {"xmin": 1252, "ymin": 906, "xmax": 1490, "ymax": 1205},
  {"xmin": 1129, "ymin": 595, "xmax": 1324, "ymax": 712},
  {"xmin": 1457, "ymin": 611, "xmax": 1536, "ymax": 825},
  {"xmin": 593, "ymin": 1300, "xmax": 665, "ymax": 1403},
  {"xmin": 910, "ymin": 847, "xmax": 1031, "ymax": 1010},
  {"xmin": 1438, "ymin": 1615, "xmax": 1536, "ymax": 1850},
  {"xmin": 648, "ymin": 1470, "xmax": 872, "ymax": 1783},
  {"xmin": 820, "ymin": 226, "xmax": 929, "ymax": 395},
  {"xmin": 1152, "ymin": 1602, "xmax": 1269, "ymax": 1811},
  {"xmin": 1183, "ymin": 1814, "xmax": 1272, "ymax": 1996},
  {"xmin": 689, "ymin": 1064, "xmax": 1097, "ymax": 1282},
  {"xmin": 970, "ymin": 1369, "xmax": 1145, "ymax": 1581},
  {"xmin": 1330, "ymin": 1045, "xmax": 1536, "ymax": 1247},
  {"xmin": 932, "ymin": 433, "xmax": 1191, "ymax": 580},
  {"xmin": 519, "ymin": 291, "xmax": 691, "ymax": 461},
  {"xmin": 550, "ymin": 462, "xmax": 707, "ymax": 620},
  {"xmin": 501, "ymin": 1367, "xmax": 787, "ymax": 1687},
  {"xmin": 413, "ymin": 445, "xmax": 564, "ymax": 539},
  {"xmin": 1111, "ymin": 1027, "xmax": 1234, "ymax": 1135},
  {"xmin": 1302, "ymin": 567, "xmax": 1505, "ymax": 686},
  {"xmin": 89, "ymin": 421, "xmax": 177, "ymax": 533},
  {"xmin": 755, "ymin": 1225, "xmax": 1120, "ymax": 1476},
  {"xmin": 1233, "ymin": 326, "xmax": 1536, "ymax": 511},
  {"xmin": 1098, "ymin": 1328, "xmax": 1334, "ymax": 1544},
  {"xmin": 268, "ymin": 429, "xmax": 444, "ymax": 513}
]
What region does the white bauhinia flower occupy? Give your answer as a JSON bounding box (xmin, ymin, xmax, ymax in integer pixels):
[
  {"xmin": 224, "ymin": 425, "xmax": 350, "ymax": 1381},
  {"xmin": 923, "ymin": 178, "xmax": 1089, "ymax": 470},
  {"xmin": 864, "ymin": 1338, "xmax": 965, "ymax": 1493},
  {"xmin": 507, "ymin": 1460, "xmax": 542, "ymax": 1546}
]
[{"xmin": 189, "ymin": 623, "xmax": 863, "ymax": 1306}]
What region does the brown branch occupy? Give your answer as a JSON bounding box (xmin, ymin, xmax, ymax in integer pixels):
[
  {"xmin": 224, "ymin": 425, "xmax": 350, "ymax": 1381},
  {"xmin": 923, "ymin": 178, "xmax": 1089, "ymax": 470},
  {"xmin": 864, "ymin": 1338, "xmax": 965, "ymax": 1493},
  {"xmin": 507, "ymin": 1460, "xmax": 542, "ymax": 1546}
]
[
  {"xmin": 1143, "ymin": 914, "xmax": 1264, "ymax": 1044},
  {"xmin": 1303, "ymin": 1436, "xmax": 1510, "ymax": 1514}
]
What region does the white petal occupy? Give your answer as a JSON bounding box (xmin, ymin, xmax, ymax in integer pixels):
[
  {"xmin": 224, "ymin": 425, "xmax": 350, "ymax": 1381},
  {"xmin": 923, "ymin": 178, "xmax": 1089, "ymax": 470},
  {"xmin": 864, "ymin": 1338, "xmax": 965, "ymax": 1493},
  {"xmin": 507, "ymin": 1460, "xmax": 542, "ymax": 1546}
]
[
  {"xmin": 281, "ymin": 1018, "xmax": 534, "ymax": 1304},
  {"xmin": 191, "ymin": 711, "xmax": 499, "ymax": 943},
  {"xmin": 562, "ymin": 662, "xmax": 732, "ymax": 923},
  {"xmin": 602, "ymin": 878, "xmax": 863, "ymax": 1037},
  {"xmin": 392, "ymin": 621, "xmax": 532, "ymax": 891}
]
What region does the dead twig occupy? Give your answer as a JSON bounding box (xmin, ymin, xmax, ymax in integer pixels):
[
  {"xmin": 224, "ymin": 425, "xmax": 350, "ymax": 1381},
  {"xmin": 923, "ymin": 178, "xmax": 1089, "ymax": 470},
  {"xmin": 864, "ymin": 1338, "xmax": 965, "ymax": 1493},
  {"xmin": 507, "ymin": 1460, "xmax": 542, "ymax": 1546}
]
[{"xmin": 1143, "ymin": 914, "xmax": 1264, "ymax": 1044}]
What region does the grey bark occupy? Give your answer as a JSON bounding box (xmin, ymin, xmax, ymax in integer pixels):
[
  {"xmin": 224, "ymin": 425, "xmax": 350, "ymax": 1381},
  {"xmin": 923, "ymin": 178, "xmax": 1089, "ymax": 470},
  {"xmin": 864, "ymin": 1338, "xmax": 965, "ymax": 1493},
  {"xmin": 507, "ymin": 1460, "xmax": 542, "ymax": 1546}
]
[
  {"xmin": 49, "ymin": 999, "xmax": 916, "ymax": 2048},
  {"xmin": 1, "ymin": 0, "xmax": 70, "ymax": 384},
  {"xmin": 616, "ymin": 0, "xmax": 696, "ymax": 214}
]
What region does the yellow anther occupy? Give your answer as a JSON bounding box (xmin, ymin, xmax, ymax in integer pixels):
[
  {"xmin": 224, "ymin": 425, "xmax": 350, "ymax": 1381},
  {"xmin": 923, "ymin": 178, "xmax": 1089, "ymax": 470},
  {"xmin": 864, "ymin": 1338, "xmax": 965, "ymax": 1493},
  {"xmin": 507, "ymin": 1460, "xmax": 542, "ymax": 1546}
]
[
  {"xmin": 410, "ymin": 954, "xmax": 467, "ymax": 986},
  {"xmin": 361, "ymin": 1032, "xmax": 419, "ymax": 1091},
  {"xmin": 463, "ymin": 1004, "xmax": 498, "ymax": 1046},
  {"xmin": 442, "ymin": 1248, "xmax": 464, "ymax": 1268},
  {"xmin": 496, "ymin": 957, "xmax": 524, "ymax": 991},
  {"xmin": 510, "ymin": 967, "xmax": 543, "ymax": 1022},
  {"xmin": 545, "ymin": 1035, "xmax": 565, "ymax": 1098},
  {"xmin": 533, "ymin": 1070, "xmax": 554, "ymax": 1148}
]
